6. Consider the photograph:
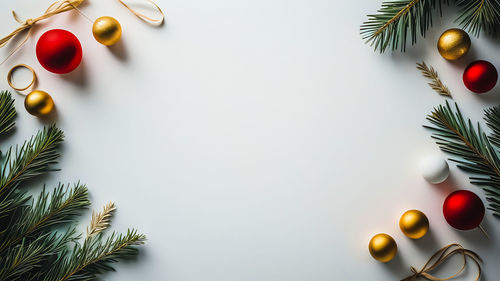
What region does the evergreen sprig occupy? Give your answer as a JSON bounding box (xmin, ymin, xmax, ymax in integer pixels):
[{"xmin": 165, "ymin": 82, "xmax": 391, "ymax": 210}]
[
  {"xmin": 361, "ymin": 0, "xmax": 447, "ymax": 52},
  {"xmin": 0, "ymin": 90, "xmax": 145, "ymax": 279},
  {"xmin": 361, "ymin": 0, "xmax": 500, "ymax": 52},
  {"xmin": 456, "ymin": 0, "xmax": 500, "ymax": 36},
  {"xmin": 0, "ymin": 184, "xmax": 90, "ymax": 253},
  {"xmin": 48, "ymin": 230, "xmax": 146, "ymax": 281},
  {"xmin": 0, "ymin": 91, "xmax": 16, "ymax": 136},
  {"xmin": 425, "ymin": 101, "xmax": 500, "ymax": 217}
]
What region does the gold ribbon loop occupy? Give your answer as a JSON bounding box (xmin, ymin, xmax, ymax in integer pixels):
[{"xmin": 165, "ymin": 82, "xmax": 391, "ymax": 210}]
[
  {"xmin": 117, "ymin": 0, "xmax": 165, "ymax": 25},
  {"xmin": 401, "ymin": 244, "xmax": 482, "ymax": 281},
  {"xmin": 7, "ymin": 64, "xmax": 37, "ymax": 94}
]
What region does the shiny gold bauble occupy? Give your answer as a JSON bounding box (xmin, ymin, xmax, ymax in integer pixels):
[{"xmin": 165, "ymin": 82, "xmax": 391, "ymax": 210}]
[
  {"xmin": 399, "ymin": 210, "xmax": 429, "ymax": 239},
  {"xmin": 92, "ymin": 16, "xmax": 122, "ymax": 46},
  {"xmin": 24, "ymin": 90, "xmax": 54, "ymax": 117},
  {"xmin": 437, "ymin": 28, "xmax": 471, "ymax": 60},
  {"xmin": 368, "ymin": 233, "xmax": 397, "ymax": 263}
]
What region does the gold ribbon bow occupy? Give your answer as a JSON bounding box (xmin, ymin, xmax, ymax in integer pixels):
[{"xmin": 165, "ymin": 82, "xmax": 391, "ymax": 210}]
[
  {"xmin": 401, "ymin": 244, "xmax": 482, "ymax": 281},
  {"xmin": 0, "ymin": 0, "xmax": 85, "ymax": 64}
]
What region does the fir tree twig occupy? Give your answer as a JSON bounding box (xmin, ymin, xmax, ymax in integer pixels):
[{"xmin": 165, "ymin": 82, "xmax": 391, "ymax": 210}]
[
  {"xmin": 0, "ymin": 184, "xmax": 90, "ymax": 253},
  {"xmin": 360, "ymin": 0, "xmax": 447, "ymax": 52},
  {"xmin": 456, "ymin": 0, "xmax": 500, "ymax": 36},
  {"xmin": 417, "ymin": 61, "xmax": 452, "ymax": 97},
  {"xmin": 0, "ymin": 91, "xmax": 16, "ymax": 137},
  {"xmin": 87, "ymin": 202, "xmax": 116, "ymax": 238},
  {"xmin": 48, "ymin": 229, "xmax": 146, "ymax": 281}
]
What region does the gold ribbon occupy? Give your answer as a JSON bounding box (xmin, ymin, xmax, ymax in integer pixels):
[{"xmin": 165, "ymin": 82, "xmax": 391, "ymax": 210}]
[
  {"xmin": 7, "ymin": 64, "xmax": 37, "ymax": 93},
  {"xmin": 117, "ymin": 0, "xmax": 165, "ymax": 25},
  {"xmin": 0, "ymin": 0, "xmax": 85, "ymax": 64},
  {"xmin": 401, "ymin": 244, "xmax": 482, "ymax": 281}
]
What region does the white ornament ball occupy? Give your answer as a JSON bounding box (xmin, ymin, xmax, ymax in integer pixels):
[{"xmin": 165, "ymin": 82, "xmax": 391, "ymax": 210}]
[{"xmin": 420, "ymin": 154, "xmax": 449, "ymax": 184}]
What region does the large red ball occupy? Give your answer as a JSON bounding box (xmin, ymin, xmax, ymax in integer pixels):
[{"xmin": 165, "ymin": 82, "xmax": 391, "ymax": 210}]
[
  {"xmin": 463, "ymin": 60, "xmax": 498, "ymax": 94},
  {"xmin": 36, "ymin": 29, "xmax": 82, "ymax": 74},
  {"xmin": 443, "ymin": 190, "xmax": 485, "ymax": 230}
]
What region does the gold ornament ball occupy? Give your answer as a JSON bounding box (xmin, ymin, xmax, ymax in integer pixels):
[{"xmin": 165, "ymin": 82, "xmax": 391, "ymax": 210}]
[
  {"xmin": 399, "ymin": 210, "xmax": 429, "ymax": 239},
  {"xmin": 368, "ymin": 233, "xmax": 397, "ymax": 263},
  {"xmin": 24, "ymin": 90, "xmax": 54, "ymax": 117},
  {"xmin": 437, "ymin": 28, "xmax": 471, "ymax": 60},
  {"xmin": 92, "ymin": 16, "xmax": 122, "ymax": 46}
]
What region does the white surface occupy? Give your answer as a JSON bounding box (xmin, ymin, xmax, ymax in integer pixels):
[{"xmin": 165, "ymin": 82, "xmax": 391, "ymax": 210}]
[{"xmin": 1, "ymin": 0, "xmax": 499, "ymax": 280}]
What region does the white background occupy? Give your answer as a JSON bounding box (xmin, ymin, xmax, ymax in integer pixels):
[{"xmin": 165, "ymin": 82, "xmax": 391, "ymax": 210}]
[{"xmin": 1, "ymin": 0, "xmax": 499, "ymax": 280}]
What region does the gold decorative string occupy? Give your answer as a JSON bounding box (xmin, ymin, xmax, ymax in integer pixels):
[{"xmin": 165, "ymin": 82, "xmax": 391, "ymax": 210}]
[
  {"xmin": 117, "ymin": 0, "xmax": 165, "ymax": 24},
  {"xmin": 401, "ymin": 244, "xmax": 482, "ymax": 281},
  {"xmin": 7, "ymin": 64, "xmax": 36, "ymax": 94},
  {"xmin": 0, "ymin": 0, "xmax": 86, "ymax": 65}
]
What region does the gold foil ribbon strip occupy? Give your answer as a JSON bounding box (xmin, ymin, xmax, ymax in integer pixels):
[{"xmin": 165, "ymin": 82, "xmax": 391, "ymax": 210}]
[
  {"xmin": 0, "ymin": 0, "xmax": 85, "ymax": 65},
  {"xmin": 401, "ymin": 244, "xmax": 482, "ymax": 281},
  {"xmin": 117, "ymin": 0, "xmax": 164, "ymax": 24},
  {"xmin": 7, "ymin": 64, "xmax": 36, "ymax": 94}
]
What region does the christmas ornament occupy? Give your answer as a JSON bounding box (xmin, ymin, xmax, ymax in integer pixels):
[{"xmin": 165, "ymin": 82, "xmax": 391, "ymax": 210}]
[
  {"xmin": 416, "ymin": 61, "xmax": 451, "ymax": 97},
  {"xmin": 36, "ymin": 29, "xmax": 82, "ymax": 74},
  {"xmin": 437, "ymin": 28, "xmax": 471, "ymax": 60},
  {"xmin": 401, "ymin": 244, "xmax": 482, "ymax": 281},
  {"xmin": 24, "ymin": 90, "xmax": 54, "ymax": 117},
  {"xmin": 368, "ymin": 233, "xmax": 397, "ymax": 262},
  {"xmin": 92, "ymin": 16, "xmax": 122, "ymax": 46},
  {"xmin": 399, "ymin": 210, "xmax": 429, "ymax": 239},
  {"xmin": 443, "ymin": 190, "xmax": 485, "ymax": 231},
  {"xmin": 419, "ymin": 154, "xmax": 449, "ymax": 184},
  {"xmin": 463, "ymin": 60, "xmax": 498, "ymax": 94}
]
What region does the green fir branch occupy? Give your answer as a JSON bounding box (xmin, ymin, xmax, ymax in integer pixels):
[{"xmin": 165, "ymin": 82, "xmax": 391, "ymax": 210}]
[
  {"xmin": 0, "ymin": 229, "xmax": 78, "ymax": 281},
  {"xmin": 47, "ymin": 230, "xmax": 146, "ymax": 281},
  {"xmin": 360, "ymin": 0, "xmax": 447, "ymax": 52},
  {"xmin": 0, "ymin": 125, "xmax": 64, "ymax": 199},
  {"xmin": 456, "ymin": 0, "xmax": 500, "ymax": 36},
  {"xmin": 425, "ymin": 101, "xmax": 500, "ymax": 217},
  {"xmin": 0, "ymin": 91, "xmax": 16, "ymax": 137},
  {"xmin": 484, "ymin": 106, "xmax": 500, "ymax": 148},
  {"xmin": 0, "ymin": 183, "xmax": 90, "ymax": 253}
]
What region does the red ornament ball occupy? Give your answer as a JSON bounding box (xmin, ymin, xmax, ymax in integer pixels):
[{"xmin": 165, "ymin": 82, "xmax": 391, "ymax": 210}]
[
  {"xmin": 36, "ymin": 29, "xmax": 82, "ymax": 74},
  {"xmin": 443, "ymin": 190, "xmax": 485, "ymax": 230},
  {"xmin": 463, "ymin": 60, "xmax": 498, "ymax": 94}
]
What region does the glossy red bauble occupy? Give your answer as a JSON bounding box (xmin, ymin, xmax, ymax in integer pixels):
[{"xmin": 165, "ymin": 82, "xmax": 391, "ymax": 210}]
[
  {"xmin": 463, "ymin": 60, "xmax": 498, "ymax": 94},
  {"xmin": 36, "ymin": 29, "xmax": 82, "ymax": 74},
  {"xmin": 443, "ymin": 190, "xmax": 485, "ymax": 230}
]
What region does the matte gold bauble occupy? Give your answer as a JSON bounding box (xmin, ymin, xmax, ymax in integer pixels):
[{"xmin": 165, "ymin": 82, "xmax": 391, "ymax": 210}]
[
  {"xmin": 437, "ymin": 28, "xmax": 471, "ymax": 60},
  {"xmin": 368, "ymin": 233, "xmax": 397, "ymax": 262},
  {"xmin": 399, "ymin": 210, "xmax": 429, "ymax": 239},
  {"xmin": 24, "ymin": 90, "xmax": 54, "ymax": 117},
  {"xmin": 92, "ymin": 16, "xmax": 122, "ymax": 46}
]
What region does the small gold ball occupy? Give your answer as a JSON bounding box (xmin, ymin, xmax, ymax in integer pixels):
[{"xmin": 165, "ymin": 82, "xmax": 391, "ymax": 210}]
[
  {"xmin": 368, "ymin": 233, "xmax": 397, "ymax": 263},
  {"xmin": 92, "ymin": 16, "xmax": 122, "ymax": 46},
  {"xmin": 437, "ymin": 28, "xmax": 471, "ymax": 60},
  {"xmin": 24, "ymin": 90, "xmax": 54, "ymax": 117},
  {"xmin": 399, "ymin": 210, "xmax": 429, "ymax": 239}
]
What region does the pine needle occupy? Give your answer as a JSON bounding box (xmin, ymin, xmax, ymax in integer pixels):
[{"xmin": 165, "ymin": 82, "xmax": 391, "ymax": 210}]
[
  {"xmin": 87, "ymin": 202, "xmax": 116, "ymax": 238},
  {"xmin": 417, "ymin": 61, "xmax": 452, "ymax": 97}
]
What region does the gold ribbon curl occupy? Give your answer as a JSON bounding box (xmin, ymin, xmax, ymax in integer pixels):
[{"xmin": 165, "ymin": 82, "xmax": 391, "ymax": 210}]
[
  {"xmin": 401, "ymin": 244, "xmax": 482, "ymax": 281},
  {"xmin": 0, "ymin": 0, "xmax": 86, "ymax": 64},
  {"xmin": 117, "ymin": 0, "xmax": 165, "ymax": 25}
]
